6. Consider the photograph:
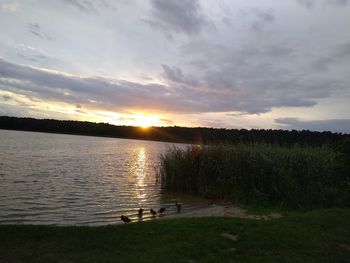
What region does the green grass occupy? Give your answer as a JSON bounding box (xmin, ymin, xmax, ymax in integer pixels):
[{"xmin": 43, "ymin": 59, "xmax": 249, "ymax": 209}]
[
  {"xmin": 1, "ymin": 208, "xmax": 350, "ymax": 263},
  {"xmin": 159, "ymin": 144, "xmax": 350, "ymax": 208}
]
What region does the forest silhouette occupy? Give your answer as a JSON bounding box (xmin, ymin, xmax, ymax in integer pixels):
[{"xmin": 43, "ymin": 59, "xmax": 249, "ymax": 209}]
[{"xmin": 0, "ymin": 116, "xmax": 348, "ymax": 146}]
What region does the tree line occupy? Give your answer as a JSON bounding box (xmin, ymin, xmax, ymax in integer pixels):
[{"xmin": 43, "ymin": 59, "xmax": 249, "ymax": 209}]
[{"xmin": 0, "ymin": 116, "xmax": 348, "ymax": 146}]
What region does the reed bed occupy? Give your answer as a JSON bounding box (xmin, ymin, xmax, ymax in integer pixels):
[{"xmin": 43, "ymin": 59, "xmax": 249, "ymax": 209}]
[{"xmin": 159, "ymin": 143, "xmax": 349, "ymax": 208}]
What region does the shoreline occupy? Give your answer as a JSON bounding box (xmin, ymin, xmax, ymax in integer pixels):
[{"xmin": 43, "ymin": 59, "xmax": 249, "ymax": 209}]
[
  {"xmin": 158, "ymin": 204, "xmax": 283, "ymax": 221},
  {"xmin": 136, "ymin": 204, "xmax": 283, "ymax": 223}
]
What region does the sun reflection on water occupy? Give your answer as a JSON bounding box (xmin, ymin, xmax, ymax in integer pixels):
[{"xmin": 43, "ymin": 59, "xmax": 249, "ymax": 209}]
[{"xmin": 135, "ymin": 147, "xmax": 147, "ymax": 203}]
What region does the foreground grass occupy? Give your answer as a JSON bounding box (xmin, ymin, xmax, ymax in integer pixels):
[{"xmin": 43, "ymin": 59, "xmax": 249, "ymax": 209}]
[{"xmin": 1, "ymin": 208, "xmax": 350, "ymax": 263}]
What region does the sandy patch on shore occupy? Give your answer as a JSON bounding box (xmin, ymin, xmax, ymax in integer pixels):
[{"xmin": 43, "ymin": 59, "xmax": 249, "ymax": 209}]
[{"xmin": 162, "ymin": 204, "xmax": 282, "ymax": 220}]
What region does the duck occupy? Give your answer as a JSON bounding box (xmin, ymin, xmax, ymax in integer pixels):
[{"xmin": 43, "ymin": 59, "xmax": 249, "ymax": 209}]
[
  {"xmin": 138, "ymin": 208, "xmax": 144, "ymax": 217},
  {"xmin": 120, "ymin": 215, "xmax": 131, "ymax": 224},
  {"xmin": 175, "ymin": 202, "xmax": 182, "ymax": 213},
  {"xmin": 150, "ymin": 208, "xmax": 157, "ymax": 216},
  {"xmin": 158, "ymin": 207, "xmax": 166, "ymax": 214}
]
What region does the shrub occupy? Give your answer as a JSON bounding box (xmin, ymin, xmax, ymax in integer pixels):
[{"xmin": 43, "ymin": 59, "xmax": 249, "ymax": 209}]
[{"xmin": 159, "ymin": 144, "xmax": 349, "ymax": 208}]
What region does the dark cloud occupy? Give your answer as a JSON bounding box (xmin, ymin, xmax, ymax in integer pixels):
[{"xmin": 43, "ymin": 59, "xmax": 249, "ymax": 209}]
[
  {"xmin": 27, "ymin": 23, "xmax": 52, "ymax": 40},
  {"xmin": 161, "ymin": 64, "xmax": 199, "ymax": 86},
  {"xmin": 147, "ymin": 0, "xmax": 207, "ymax": 35},
  {"xmin": 0, "ymin": 45, "xmax": 347, "ymax": 116},
  {"xmin": 0, "ymin": 58, "xmax": 207, "ymax": 113},
  {"xmin": 275, "ymin": 118, "xmax": 350, "ymax": 133},
  {"xmin": 161, "ymin": 62, "xmax": 331, "ymax": 114},
  {"xmin": 178, "ymin": 26, "xmax": 350, "ymax": 112}
]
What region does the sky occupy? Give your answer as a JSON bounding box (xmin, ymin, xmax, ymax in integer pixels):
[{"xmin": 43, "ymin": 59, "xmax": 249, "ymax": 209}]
[{"xmin": 0, "ymin": 0, "xmax": 350, "ymax": 133}]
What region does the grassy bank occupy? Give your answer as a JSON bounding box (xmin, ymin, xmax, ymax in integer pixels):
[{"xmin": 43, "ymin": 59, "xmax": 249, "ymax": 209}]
[
  {"xmin": 1, "ymin": 208, "xmax": 349, "ymax": 263},
  {"xmin": 159, "ymin": 144, "xmax": 350, "ymax": 208}
]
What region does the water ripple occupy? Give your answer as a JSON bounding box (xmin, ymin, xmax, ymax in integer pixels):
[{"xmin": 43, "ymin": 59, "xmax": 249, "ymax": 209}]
[{"xmin": 0, "ymin": 130, "xmax": 209, "ymax": 225}]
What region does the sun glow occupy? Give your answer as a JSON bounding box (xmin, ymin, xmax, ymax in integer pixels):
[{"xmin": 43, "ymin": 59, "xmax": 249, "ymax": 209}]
[{"xmin": 134, "ymin": 114, "xmax": 159, "ymax": 128}]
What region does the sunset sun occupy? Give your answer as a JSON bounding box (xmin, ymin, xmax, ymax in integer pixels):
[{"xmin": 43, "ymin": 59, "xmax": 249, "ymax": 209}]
[{"xmin": 134, "ymin": 115, "xmax": 159, "ymax": 128}]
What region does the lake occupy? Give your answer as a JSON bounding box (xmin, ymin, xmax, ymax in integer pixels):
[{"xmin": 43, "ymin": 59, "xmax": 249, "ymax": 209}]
[{"xmin": 0, "ymin": 129, "xmax": 206, "ymax": 225}]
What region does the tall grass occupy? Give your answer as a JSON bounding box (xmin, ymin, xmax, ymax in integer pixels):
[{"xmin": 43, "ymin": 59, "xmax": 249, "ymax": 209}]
[{"xmin": 159, "ymin": 144, "xmax": 350, "ymax": 208}]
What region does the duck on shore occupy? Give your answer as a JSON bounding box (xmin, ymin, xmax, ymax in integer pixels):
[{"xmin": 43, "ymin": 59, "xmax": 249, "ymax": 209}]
[
  {"xmin": 138, "ymin": 208, "xmax": 144, "ymax": 217},
  {"xmin": 158, "ymin": 207, "xmax": 166, "ymax": 215},
  {"xmin": 120, "ymin": 215, "xmax": 131, "ymax": 224},
  {"xmin": 150, "ymin": 208, "xmax": 157, "ymax": 216},
  {"xmin": 175, "ymin": 202, "xmax": 182, "ymax": 213}
]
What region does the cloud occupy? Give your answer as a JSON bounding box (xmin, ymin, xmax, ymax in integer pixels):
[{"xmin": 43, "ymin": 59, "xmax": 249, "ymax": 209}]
[
  {"xmin": 146, "ymin": 0, "xmax": 208, "ymax": 35},
  {"xmin": 238, "ymin": 7, "xmax": 275, "ymax": 32},
  {"xmin": 161, "ymin": 64, "xmax": 199, "ymax": 86},
  {"xmin": 334, "ymin": 42, "xmax": 350, "ymax": 57},
  {"xmin": 0, "ymin": 0, "xmax": 348, "ymax": 133},
  {"xmin": 63, "ymin": 0, "xmax": 95, "ymax": 13},
  {"xmin": 263, "ymin": 46, "xmax": 294, "ymax": 57},
  {"xmin": 297, "ymin": 0, "xmax": 348, "ymax": 9},
  {"xmin": 2, "ymin": 94, "xmax": 12, "ymax": 101},
  {"xmin": 27, "ymin": 23, "xmax": 52, "ymax": 40},
  {"xmin": 15, "ymin": 44, "xmax": 50, "ymax": 62},
  {"xmin": 251, "ymin": 7, "xmax": 275, "ymax": 31},
  {"xmin": 159, "ymin": 118, "xmax": 174, "ymax": 125},
  {"xmin": 0, "ymin": 58, "xmax": 197, "ymax": 113},
  {"xmin": 180, "ymin": 40, "xmax": 342, "ymax": 109},
  {"xmin": 311, "ymin": 42, "xmax": 350, "ymax": 71},
  {"xmin": 2, "ymin": 2, "xmax": 18, "ymax": 12},
  {"xmin": 176, "ymin": 12, "xmax": 350, "ymax": 114},
  {"xmin": 275, "ymin": 117, "xmax": 350, "ymax": 133},
  {"xmin": 62, "ymin": 0, "xmax": 116, "ymax": 14},
  {"xmin": 222, "ymin": 17, "xmax": 232, "ymax": 28},
  {"xmin": 161, "ymin": 63, "xmax": 331, "ymax": 114},
  {"xmin": 0, "ymin": 57, "xmax": 333, "ymax": 116}
]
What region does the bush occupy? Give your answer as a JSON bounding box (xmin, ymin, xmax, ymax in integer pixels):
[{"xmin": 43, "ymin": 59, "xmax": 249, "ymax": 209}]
[{"xmin": 159, "ymin": 144, "xmax": 349, "ymax": 208}]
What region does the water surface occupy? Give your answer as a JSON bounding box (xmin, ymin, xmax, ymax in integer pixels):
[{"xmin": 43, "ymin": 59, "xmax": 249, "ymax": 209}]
[{"xmin": 0, "ymin": 130, "xmax": 206, "ymax": 225}]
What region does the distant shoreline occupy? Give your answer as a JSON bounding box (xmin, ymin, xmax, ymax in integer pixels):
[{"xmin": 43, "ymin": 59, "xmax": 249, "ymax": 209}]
[
  {"xmin": 0, "ymin": 128, "xmax": 188, "ymax": 145},
  {"xmin": 1, "ymin": 116, "xmax": 348, "ymax": 146}
]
